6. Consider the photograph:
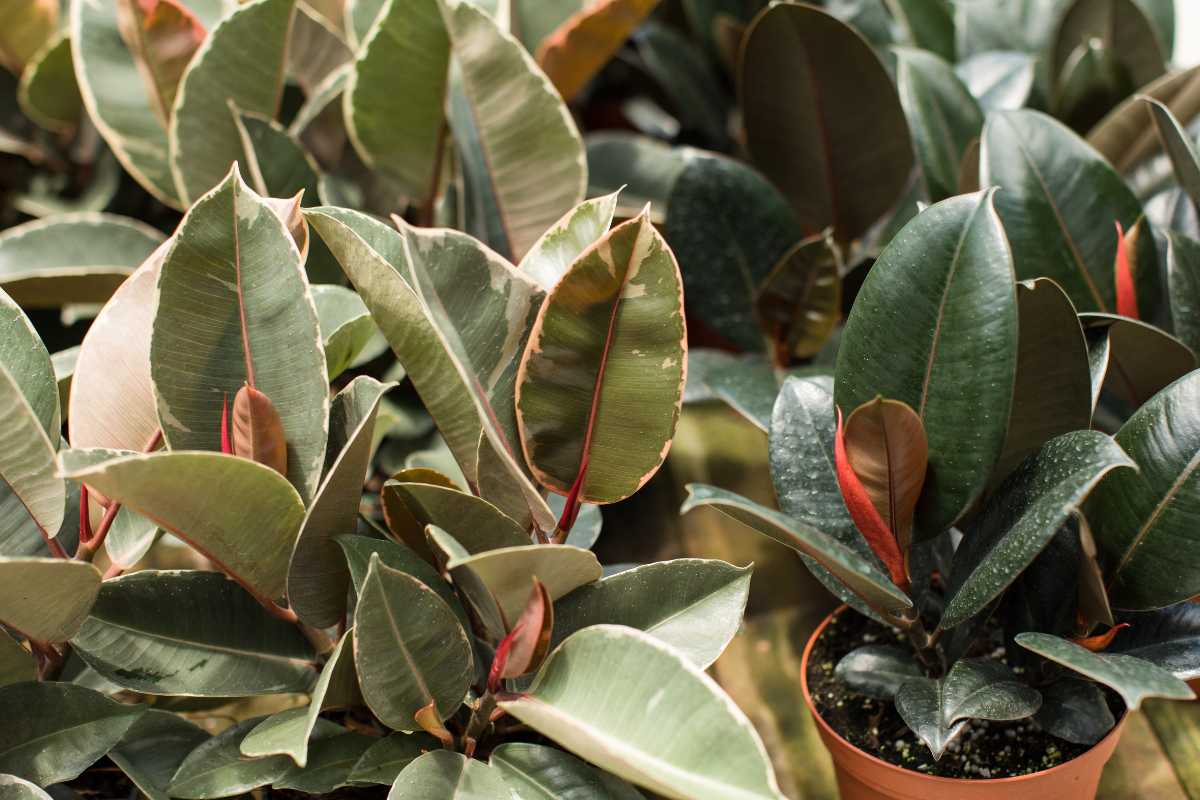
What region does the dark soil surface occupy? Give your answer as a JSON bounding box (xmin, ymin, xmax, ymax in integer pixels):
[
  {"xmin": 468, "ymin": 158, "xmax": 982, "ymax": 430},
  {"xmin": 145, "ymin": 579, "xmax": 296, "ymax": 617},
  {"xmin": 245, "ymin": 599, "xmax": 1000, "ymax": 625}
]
[{"xmin": 807, "ymin": 610, "xmax": 1096, "ymax": 779}]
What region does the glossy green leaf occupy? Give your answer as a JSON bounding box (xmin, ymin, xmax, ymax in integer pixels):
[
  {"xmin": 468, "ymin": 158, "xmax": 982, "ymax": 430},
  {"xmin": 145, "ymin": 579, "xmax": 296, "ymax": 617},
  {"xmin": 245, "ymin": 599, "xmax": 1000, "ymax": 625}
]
[
  {"xmin": 702, "ymin": 354, "xmax": 784, "ymax": 433},
  {"xmin": 59, "ymin": 450, "xmax": 305, "ymax": 601},
  {"xmin": 72, "ymin": 0, "xmax": 181, "ymax": 206},
  {"xmin": 274, "ymin": 731, "xmax": 375, "ymax": 794},
  {"xmin": 835, "ymin": 645, "xmax": 922, "ymax": 701},
  {"xmin": 836, "ymin": 190, "xmax": 1018, "ymax": 536},
  {"xmin": 390, "ymin": 750, "xmax": 513, "ymax": 799},
  {"xmin": 109, "ymin": 710, "xmax": 211, "ymax": 800},
  {"xmin": 517, "ymin": 211, "xmax": 686, "ymax": 504},
  {"xmin": 168, "ymin": 717, "xmax": 295, "ymax": 799},
  {"xmin": 446, "ymin": 542, "xmax": 602, "ymax": 625},
  {"xmin": 0, "ymin": 288, "xmax": 58, "ymax": 441},
  {"xmin": 894, "ymin": 659, "xmax": 1041, "ymax": 759},
  {"xmin": 994, "ymin": 279, "xmax": 1093, "ymax": 481},
  {"xmin": 151, "ymin": 167, "xmax": 328, "ymax": 505},
  {"xmin": 289, "ymin": 377, "xmax": 393, "ymax": 626},
  {"xmin": 889, "ymin": 0, "xmax": 953, "ymax": 59},
  {"xmin": 1087, "ymin": 370, "xmax": 1200, "ymax": 608},
  {"xmin": 1111, "ymin": 604, "xmax": 1200, "ymax": 679},
  {"xmin": 304, "ymin": 207, "xmax": 554, "ymax": 531},
  {"xmin": 233, "ymin": 110, "xmax": 320, "ymax": 200},
  {"xmin": 1145, "ymin": 97, "xmax": 1200, "ymax": 210},
  {"xmin": 241, "ymin": 630, "xmax": 356, "ymax": 765},
  {"xmin": 585, "ymin": 132, "xmax": 686, "ymax": 222},
  {"xmin": 681, "ymin": 484, "xmax": 912, "ymax": 619},
  {"xmin": 740, "ymin": 2, "xmax": 912, "ymax": 244},
  {"xmin": 895, "ymin": 47, "xmax": 983, "ymax": 201},
  {"xmin": 664, "ymin": 151, "xmax": 802, "ymax": 354},
  {"xmin": 348, "ymin": 733, "xmax": 440, "ymax": 786},
  {"xmin": 490, "ymin": 742, "xmax": 645, "ymax": 799},
  {"xmin": 0, "ymin": 557, "xmax": 100, "ymax": 642},
  {"xmin": 500, "ymin": 625, "xmax": 784, "ymax": 800},
  {"xmin": 1088, "ymin": 65, "xmax": 1200, "ymax": 173},
  {"xmin": 1016, "ymin": 632, "xmax": 1194, "ymax": 708},
  {"xmin": 18, "ymin": 33, "xmax": 82, "ymax": 132},
  {"xmin": 345, "ymin": 0, "xmax": 448, "ymax": 197},
  {"xmin": 955, "ymin": 51, "xmax": 1036, "ymax": 113},
  {"xmin": 1054, "ymin": 38, "xmax": 1135, "ymax": 132},
  {"xmin": 956, "ymin": 0, "xmax": 1069, "ymax": 57},
  {"xmin": 1050, "ymin": 0, "xmax": 1164, "ymax": 100},
  {"xmin": 1081, "ymin": 313, "xmax": 1196, "ymax": 410},
  {"xmin": 70, "ymin": 570, "xmax": 316, "ymax": 696},
  {"xmin": 0, "ymin": 212, "xmax": 163, "ymax": 308},
  {"xmin": 551, "ymin": 559, "xmax": 750, "ymax": 668},
  {"xmin": 354, "ymin": 555, "xmax": 473, "ymax": 731},
  {"xmin": 520, "ymin": 191, "xmax": 620, "ymax": 291},
  {"xmin": 941, "ymin": 431, "xmax": 1134, "ymax": 629},
  {"xmin": 981, "ymin": 109, "xmax": 1159, "ymax": 315},
  {"xmin": 1169, "ymin": 232, "xmax": 1200, "ymax": 354},
  {"xmin": 336, "ymin": 534, "xmax": 466, "ymax": 628},
  {"xmin": 169, "ymin": 0, "xmax": 296, "ymax": 203},
  {"xmin": 445, "ymin": 0, "xmax": 586, "ymax": 261},
  {"xmin": 1033, "ymin": 678, "xmax": 1116, "ymax": 745},
  {"xmin": 0, "ymin": 682, "xmax": 145, "ymax": 785},
  {"xmin": 383, "ymin": 481, "xmax": 531, "ymax": 558},
  {"xmin": 0, "ymin": 630, "xmax": 34, "ymax": 688},
  {"xmin": 312, "ymin": 285, "xmax": 384, "ymax": 379}
]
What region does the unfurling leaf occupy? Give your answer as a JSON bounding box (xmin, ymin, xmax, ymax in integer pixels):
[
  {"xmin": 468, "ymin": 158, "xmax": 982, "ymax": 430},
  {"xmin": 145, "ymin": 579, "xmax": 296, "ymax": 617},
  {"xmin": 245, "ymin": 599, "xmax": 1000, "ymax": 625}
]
[
  {"xmin": 231, "ymin": 384, "xmax": 288, "ymax": 476},
  {"xmin": 834, "ymin": 405, "xmax": 909, "ymax": 590},
  {"xmin": 489, "ymin": 577, "xmax": 553, "ymax": 690},
  {"xmin": 115, "ymin": 0, "xmax": 206, "ymax": 128},
  {"xmin": 1072, "ymin": 622, "xmax": 1130, "ymax": 652},
  {"xmin": 1113, "ymin": 220, "xmax": 1139, "ymax": 319}
]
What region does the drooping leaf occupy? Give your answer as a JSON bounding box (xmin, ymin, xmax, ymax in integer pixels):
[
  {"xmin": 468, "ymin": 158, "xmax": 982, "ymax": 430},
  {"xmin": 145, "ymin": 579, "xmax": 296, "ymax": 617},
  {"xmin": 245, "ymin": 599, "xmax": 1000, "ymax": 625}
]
[
  {"xmin": 390, "ymin": 751, "xmax": 514, "ymax": 799},
  {"xmin": 499, "ymin": 625, "xmax": 785, "ymax": 800},
  {"xmin": 354, "ymin": 555, "xmax": 473, "ymax": 732},
  {"xmin": 0, "ymin": 557, "xmax": 100, "ymax": 642},
  {"xmin": 115, "ymin": 0, "xmax": 206, "ymax": 127},
  {"xmin": 1111, "ymin": 604, "xmax": 1200, "ymax": 679},
  {"xmin": 517, "ymin": 211, "xmax": 686, "ymax": 504},
  {"xmin": 1168, "ymin": 232, "xmax": 1200, "ymax": 355},
  {"xmin": 109, "ymin": 710, "xmax": 211, "ymax": 800},
  {"xmin": 1016, "ymin": 632, "xmax": 1194, "ymax": 708},
  {"xmin": 312, "ymin": 285, "xmax": 385, "ymax": 379},
  {"xmin": 273, "ymin": 731, "xmax": 376, "ymax": 794},
  {"xmin": 1087, "ymin": 370, "xmax": 1200, "ymax": 608},
  {"xmin": 69, "ymin": 570, "xmax": 316, "ymax": 696},
  {"xmin": 289, "ymin": 377, "xmax": 393, "ymax": 627},
  {"xmin": 894, "ymin": 659, "xmax": 1041, "ymax": 759},
  {"xmin": 17, "ymin": 33, "xmax": 83, "ymax": 132},
  {"xmin": 168, "ymin": 717, "xmax": 296, "ymax": 799},
  {"xmin": 446, "ymin": 0, "xmax": 587, "ymax": 261},
  {"xmin": 151, "ymin": 166, "xmax": 328, "ymax": 504},
  {"xmin": 836, "ymin": 190, "xmax": 1018, "ymax": 537},
  {"xmin": 740, "ymin": 2, "xmax": 912, "ymax": 244},
  {"xmin": 1034, "ymin": 678, "xmax": 1116, "ymax": 745},
  {"xmin": 535, "ymin": 0, "xmax": 659, "ymax": 102},
  {"xmin": 519, "ymin": 192, "xmax": 620, "ymax": 292},
  {"xmin": 835, "ymin": 645, "xmax": 922, "ymax": 701},
  {"xmin": 681, "ymin": 484, "xmax": 912, "ymax": 620},
  {"xmin": 304, "ymin": 207, "xmax": 554, "ymax": 531},
  {"xmin": 664, "ymin": 151, "xmax": 803, "ymax": 355},
  {"xmin": 755, "ymin": 232, "xmax": 841, "ymax": 363},
  {"xmin": 994, "ymin": 279, "xmax": 1093, "ymax": 481},
  {"xmin": 445, "ymin": 543, "xmax": 602, "ymax": 625},
  {"xmin": 981, "ymin": 109, "xmax": 1159, "ymax": 315},
  {"xmin": 550, "ymin": 558, "xmax": 749, "ymax": 668},
  {"xmin": 348, "ymin": 733, "xmax": 440, "ymax": 786},
  {"xmin": 1081, "ymin": 313, "xmax": 1196, "ymax": 410},
  {"xmin": 941, "ymin": 431, "xmax": 1135, "ymax": 629},
  {"xmin": 490, "ymin": 743, "xmax": 645, "ymax": 799},
  {"xmin": 1088, "ymin": 65, "xmax": 1200, "ymax": 173},
  {"xmin": 59, "ymin": 450, "xmax": 306, "ymax": 601},
  {"xmin": 168, "ymin": 0, "xmax": 296, "ymax": 203}
]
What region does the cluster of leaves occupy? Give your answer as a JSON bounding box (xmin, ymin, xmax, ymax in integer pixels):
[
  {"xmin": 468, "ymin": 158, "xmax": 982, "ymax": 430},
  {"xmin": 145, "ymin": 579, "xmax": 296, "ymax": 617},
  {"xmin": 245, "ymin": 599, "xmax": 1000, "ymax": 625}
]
[{"xmin": 684, "ymin": 0, "xmax": 1200, "ymax": 764}]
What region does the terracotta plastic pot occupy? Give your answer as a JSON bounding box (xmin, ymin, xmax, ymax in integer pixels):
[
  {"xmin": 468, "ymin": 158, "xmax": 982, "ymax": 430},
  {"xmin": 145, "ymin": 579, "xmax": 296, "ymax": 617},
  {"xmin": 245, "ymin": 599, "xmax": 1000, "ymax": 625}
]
[{"xmin": 800, "ymin": 606, "xmax": 1126, "ymax": 800}]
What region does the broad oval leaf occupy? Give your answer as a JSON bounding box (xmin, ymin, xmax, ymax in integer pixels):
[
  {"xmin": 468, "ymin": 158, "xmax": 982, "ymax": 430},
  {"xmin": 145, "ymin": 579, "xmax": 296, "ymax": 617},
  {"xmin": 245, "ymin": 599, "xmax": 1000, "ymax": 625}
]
[
  {"xmin": 1087, "ymin": 65, "xmax": 1200, "ymax": 173},
  {"xmin": 755, "ymin": 232, "xmax": 841, "ymax": 363},
  {"xmin": 168, "ymin": 0, "xmax": 296, "ymax": 203},
  {"xmin": 836, "ymin": 190, "xmax": 1017, "ymax": 537},
  {"xmin": 517, "ymin": 211, "xmax": 686, "ymax": 504},
  {"xmin": 349, "ymin": 732, "xmax": 441, "ymax": 786},
  {"xmin": 108, "ymin": 709, "xmax": 211, "ymax": 800},
  {"xmin": 445, "ymin": 542, "xmax": 602, "ymax": 625},
  {"xmin": 551, "ymin": 558, "xmax": 750, "ymax": 668},
  {"xmin": 0, "ymin": 682, "xmax": 146, "ymax": 785},
  {"xmin": 273, "ymin": 730, "xmax": 376, "ymax": 794},
  {"xmin": 1087, "ymin": 369, "xmax": 1200, "ymax": 608},
  {"xmin": 535, "ymin": 0, "xmax": 659, "ymax": 102},
  {"xmin": 0, "ymin": 289, "xmax": 58, "ymax": 442},
  {"xmin": 59, "ymin": 450, "xmax": 305, "ymax": 601},
  {"xmin": 0, "ymin": 557, "xmax": 100, "ymax": 642},
  {"xmin": 151, "ymin": 166, "xmax": 328, "ymax": 505},
  {"xmin": 519, "ymin": 191, "xmax": 620, "ymax": 291},
  {"xmin": 499, "ymin": 625, "xmax": 784, "ymax": 800},
  {"xmin": 1016, "ymin": 632, "xmax": 1194, "ymax": 708},
  {"xmin": 336, "ymin": 534, "xmax": 466, "ymax": 629},
  {"xmin": 490, "ymin": 742, "xmax": 645, "ymax": 799},
  {"xmin": 835, "ymin": 645, "xmax": 922, "ymax": 701},
  {"xmin": 168, "ymin": 717, "xmax": 297, "ymax": 799},
  {"xmin": 1049, "ymin": 0, "xmax": 1165, "ymax": 101},
  {"xmin": 382, "ymin": 481, "xmax": 531, "ymax": 558},
  {"xmin": 740, "ymin": 2, "xmax": 912, "ymax": 244},
  {"xmin": 354, "ymin": 555, "xmax": 473, "ymax": 731},
  {"xmin": 446, "ymin": 0, "xmax": 587, "ymax": 261},
  {"xmin": 585, "ymin": 132, "xmax": 686, "ymax": 222},
  {"xmin": 681, "ymin": 484, "xmax": 912, "ymax": 620},
  {"xmin": 0, "ymin": 212, "xmax": 163, "ymax": 308},
  {"xmin": 981, "ymin": 109, "xmax": 1159, "ymax": 315},
  {"xmin": 1081, "ymin": 313, "xmax": 1196, "ymax": 411},
  {"xmin": 894, "ymin": 659, "xmax": 1041, "ymax": 759},
  {"xmin": 389, "ymin": 750, "xmax": 513, "ymax": 799},
  {"xmin": 289, "ymin": 377, "xmax": 393, "ymax": 626},
  {"xmin": 70, "ymin": 570, "xmax": 317, "ymax": 696},
  {"xmin": 941, "ymin": 431, "xmax": 1135, "ymax": 629},
  {"xmin": 1111, "ymin": 604, "xmax": 1200, "ymax": 679}
]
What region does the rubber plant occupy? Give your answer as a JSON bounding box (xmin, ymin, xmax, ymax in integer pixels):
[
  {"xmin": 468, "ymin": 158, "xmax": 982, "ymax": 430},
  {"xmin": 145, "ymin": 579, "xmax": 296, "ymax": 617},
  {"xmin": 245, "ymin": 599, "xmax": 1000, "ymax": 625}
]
[
  {"xmin": 0, "ymin": 161, "xmax": 791, "ymax": 800},
  {"xmin": 684, "ymin": 105, "xmax": 1200, "ymax": 781}
]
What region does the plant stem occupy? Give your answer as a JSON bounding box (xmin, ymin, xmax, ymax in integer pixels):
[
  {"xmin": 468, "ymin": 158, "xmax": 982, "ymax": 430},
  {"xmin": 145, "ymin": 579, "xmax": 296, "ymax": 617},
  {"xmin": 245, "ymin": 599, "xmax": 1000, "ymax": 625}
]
[
  {"xmin": 74, "ymin": 429, "xmax": 164, "ymax": 562},
  {"xmin": 30, "ymin": 639, "xmax": 64, "ymax": 680},
  {"xmin": 462, "ymin": 691, "xmax": 499, "ymax": 755}
]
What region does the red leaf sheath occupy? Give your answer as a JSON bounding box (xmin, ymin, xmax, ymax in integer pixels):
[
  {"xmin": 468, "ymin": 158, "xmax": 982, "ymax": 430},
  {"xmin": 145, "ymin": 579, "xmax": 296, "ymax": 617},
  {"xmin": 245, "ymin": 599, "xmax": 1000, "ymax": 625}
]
[
  {"xmin": 488, "ymin": 624, "xmax": 521, "ymax": 694},
  {"xmin": 1114, "ymin": 221, "xmax": 1139, "ymax": 320},
  {"xmin": 835, "ymin": 407, "xmax": 908, "ymax": 590},
  {"xmin": 1073, "ymin": 622, "xmax": 1131, "ymax": 653},
  {"xmin": 220, "ymin": 393, "xmax": 232, "ymax": 454}
]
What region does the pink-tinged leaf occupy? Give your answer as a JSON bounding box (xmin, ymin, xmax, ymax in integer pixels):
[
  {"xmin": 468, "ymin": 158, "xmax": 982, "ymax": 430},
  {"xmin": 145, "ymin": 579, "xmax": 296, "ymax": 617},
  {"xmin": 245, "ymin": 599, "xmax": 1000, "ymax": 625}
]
[
  {"xmin": 231, "ymin": 384, "xmax": 288, "ymax": 476},
  {"xmin": 115, "ymin": 0, "xmax": 206, "ymax": 128},
  {"xmin": 0, "ymin": 0, "xmax": 57, "ymax": 73},
  {"xmin": 1114, "ymin": 220, "xmax": 1139, "ymax": 320},
  {"xmin": 414, "ymin": 700, "xmax": 454, "ymax": 748},
  {"xmin": 535, "ymin": 0, "xmax": 662, "ymax": 103},
  {"xmin": 488, "ymin": 578, "xmax": 553, "ymax": 691},
  {"xmin": 1072, "ymin": 622, "xmax": 1131, "ymax": 653},
  {"xmin": 219, "ymin": 393, "xmax": 232, "ymax": 455},
  {"xmin": 834, "ymin": 406, "xmax": 909, "ymax": 591}
]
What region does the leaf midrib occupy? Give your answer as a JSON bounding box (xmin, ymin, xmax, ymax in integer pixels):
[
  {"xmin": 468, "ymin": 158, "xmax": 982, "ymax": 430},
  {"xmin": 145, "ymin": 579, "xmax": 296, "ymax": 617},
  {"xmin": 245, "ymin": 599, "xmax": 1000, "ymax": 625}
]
[
  {"xmin": 82, "ymin": 617, "xmax": 313, "ymax": 669},
  {"xmin": 1109, "ymin": 446, "xmax": 1200, "ymax": 586}
]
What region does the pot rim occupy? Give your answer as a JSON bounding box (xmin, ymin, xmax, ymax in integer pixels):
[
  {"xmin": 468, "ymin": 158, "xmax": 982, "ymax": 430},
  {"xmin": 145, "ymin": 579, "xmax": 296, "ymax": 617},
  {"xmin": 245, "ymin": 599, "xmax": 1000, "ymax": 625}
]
[{"xmin": 800, "ymin": 604, "xmax": 1127, "ymax": 786}]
